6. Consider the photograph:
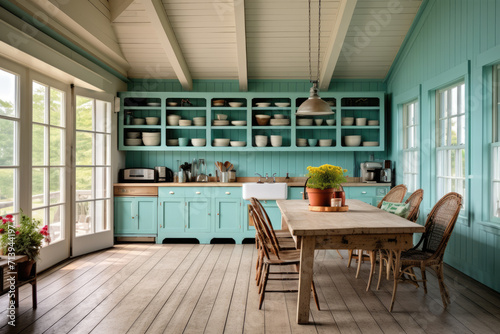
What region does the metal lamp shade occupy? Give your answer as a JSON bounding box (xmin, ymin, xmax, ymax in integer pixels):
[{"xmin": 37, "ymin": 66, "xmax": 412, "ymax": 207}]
[{"xmin": 296, "ymin": 83, "xmax": 334, "ymax": 116}]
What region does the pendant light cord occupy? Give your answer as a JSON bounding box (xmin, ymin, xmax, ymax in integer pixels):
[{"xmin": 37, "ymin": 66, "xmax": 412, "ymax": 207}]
[{"xmin": 308, "ymin": 0, "xmax": 322, "ymax": 83}]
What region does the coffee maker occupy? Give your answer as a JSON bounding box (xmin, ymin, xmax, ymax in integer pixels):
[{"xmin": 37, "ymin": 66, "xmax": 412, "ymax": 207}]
[{"xmin": 360, "ymin": 161, "xmax": 383, "ymax": 183}]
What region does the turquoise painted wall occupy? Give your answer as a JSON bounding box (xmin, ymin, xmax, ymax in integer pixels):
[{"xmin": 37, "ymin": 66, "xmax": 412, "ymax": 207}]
[
  {"xmin": 387, "ymin": 0, "xmax": 500, "ymax": 291},
  {"xmin": 126, "ymin": 79, "xmax": 387, "ymax": 177}
]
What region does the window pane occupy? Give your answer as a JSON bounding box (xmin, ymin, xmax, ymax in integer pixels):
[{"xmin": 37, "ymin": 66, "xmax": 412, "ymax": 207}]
[
  {"xmin": 76, "ymin": 201, "xmax": 92, "ymax": 236},
  {"xmin": 106, "ymin": 134, "xmax": 111, "ymax": 165},
  {"xmin": 0, "ymin": 69, "xmax": 18, "ymax": 117},
  {"xmin": 76, "ymin": 96, "xmax": 93, "ymax": 131},
  {"xmin": 33, "ymin": 82, "xmax": 47, "ymax": 124},
  {"xmin": 50, "ymin": 128, "xmax": 64, "ymax": 165},
  {"xmin": 50, "ymin": 87, "xmax": 64, "ymax": 127},
  {"xmin": 32, "ymin": 124, "xmax": 46, "ymax": 166},
  {"xmin": 50, "ymin": 205, "xmax": 63, "ymax": 243},
  {"xmin": 76, "ymin": 167, "xmax": 93, "ymax": 200},
  {"xmin": 494, "ymin": 181, "xmax": 500, "ymax": 218},
  {"xmin": 95, "ymin": 134, "xmax": 107, "ymax": 166},
  {"xmin": 50, "ymin": 167, "xmax": 64, "ymax": 204},
  {"xmin": 0, "ymin": 118, "xmax": 16, "ymax": 166},
  {"xmin": 96, "ymin": 100, "xmax": 110, "ymax": 133},
  {"xmin": 95, "ymin": 199, "xmax": 110, "ymax": 232},
  {"xmin": 32, "ymin": 208, "xmax": 46, "ymax": 225},
  {"xmin": 76, "ymin": 131, "xmax": 93, "ymax": 165},
  {"xmin": 0, "ymin": 168, "xmax": 15, "ymax": 215},
  {"xmin": 451, "ymin": 117, "xmax": 457, "ymax": 145},
  {"xmin": 95, "ymin": 167, "xmax": 111, "ymax": 198},
  {"xmin": 32, "ymin": 167, "xmax": 46, "ymax": 208}
]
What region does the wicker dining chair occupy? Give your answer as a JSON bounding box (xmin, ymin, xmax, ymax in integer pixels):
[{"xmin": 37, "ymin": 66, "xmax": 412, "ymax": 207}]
[
  {"xmin": 249, "ymin": 205, "xmax": 320, "ymax": 310},
  {"xmin": 377, "ymin": 189, "xmax": 424, "ymax": 290},
  {"xmin": 389, "ymin": 192, "xmax": 462, "ymax": 311},
  {"xmin": 348, "ymin": 184, "xmax": 408, "ymax": 290}
]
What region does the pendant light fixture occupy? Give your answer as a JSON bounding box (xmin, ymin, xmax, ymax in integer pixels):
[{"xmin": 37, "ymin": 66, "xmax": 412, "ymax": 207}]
[{"xmin": 296, "ymin": 0, "xmax": 334, "ymax": 116}]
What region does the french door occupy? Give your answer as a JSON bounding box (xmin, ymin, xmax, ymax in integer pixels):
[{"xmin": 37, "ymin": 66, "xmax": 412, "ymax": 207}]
[{"xmin": 72, "ymin": 87, "xmax": 114, "ymax": 256}]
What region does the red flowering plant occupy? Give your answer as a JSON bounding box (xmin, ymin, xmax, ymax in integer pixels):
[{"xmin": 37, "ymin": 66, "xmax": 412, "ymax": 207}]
[{"xmin": 0, "ymin": 211, "xmax": 51, "ymax": 261}]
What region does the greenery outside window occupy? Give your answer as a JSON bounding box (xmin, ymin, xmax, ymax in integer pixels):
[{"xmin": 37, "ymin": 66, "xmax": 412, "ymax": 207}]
[
  {"xmin": 402, "ymin": 99, "xmax": 419, "ymax": 192},
  {"xmin": 436, "ymin": 82, "xmax": 466, "ymax": 209},
  {"xmin": 0, "ymin": 68, "xmax": 20, "ymax": 217},
  {"xmin": 492, "ymin": 65, "xmax": 500, "ymax": 220}
]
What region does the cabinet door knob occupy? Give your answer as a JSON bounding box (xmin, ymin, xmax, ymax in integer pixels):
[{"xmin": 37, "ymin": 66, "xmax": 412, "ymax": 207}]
[
  {"xmin": 217, "ymin": 213, "xmax": 219, "ymax": 216},
  {"xmin": 361, "ymin": 191, "xmax": 367, "ymax": 194},
  {"xmin": 132, "ymin": 216, "xmax": 134, "ymax": 219},
  {"xmin": 169, "ymin": 191, "xmax": 174, "ymax": 194},
  {"xmin": 208, "ymin": 213, "xmax": 211, "ymax": 216},
  {"xmin": 225, "ymin": 192, "xmax": 230, "ymax": 195},
  {"xmin": 160, "ymin": 225, "xmax": 162, "ymax": 228},
  {"xmin": 196, "ymin": 191, "xmax": 201, "ymax": 195},
  {"xmin": 300, "ymin": 192, "xmax": 303, "ymax": 194}
]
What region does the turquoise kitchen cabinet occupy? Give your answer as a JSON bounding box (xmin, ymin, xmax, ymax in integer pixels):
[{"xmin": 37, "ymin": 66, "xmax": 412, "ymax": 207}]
[
  {"xmin": 288, "ymin": 187, "xmax": 306, "ymax": 199},
  {"xmin": 114, "ymin": 197, "xmax": 158, "ymax": 236},
  {"xmin": 158, "ymin": 197, "xmax": 185, "ymax": 242},
  {"xmin": 347, "ymin": 186, "xmax": 389, "ymax": 206},
  {"xmin": 214, "ymin": 197, "xmax": 242, "ymax": 233},
  {"xmin": 185, "ymin": 197, "xmax": 211, "ymax": 234}
]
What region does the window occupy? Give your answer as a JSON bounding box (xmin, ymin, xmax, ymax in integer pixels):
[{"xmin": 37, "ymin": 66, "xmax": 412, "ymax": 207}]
[
  {"xmin": 0, "ymin": 68, "xmax": 19, "ymax": 217},
  {"xmin": 75, "ymin": 95, "xmax": 112, "ymax": 236},
  {"xmin": 402, "ymin": 100, "xmax": 419, "ymax": 192},
  {"xmin": 492, "ymin": 65, "xmax": 500, "ymax": 219},
  {"xmin": 32, "ymin": 81, "xmax": 66, "ymax": 243},
  {"xmin": 436, "ymin": 82, "xmax": 466, "ymax": 206}
]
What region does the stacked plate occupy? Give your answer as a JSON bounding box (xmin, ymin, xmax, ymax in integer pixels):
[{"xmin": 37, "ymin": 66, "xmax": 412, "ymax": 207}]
[
  {"xmin": 142, "ymin": 132, "xmax": 160, "ymax": 146},
  {"xmin": 179, "ymin": 119, "xmax": 192, "ymax": 126},
  {"xmin": 275, "ymin": 102, "xmax": 290, "ymax": 107},
  {"xmin": 213, "ymin": 120, "xmax": 229, "ymax": 126},
  {"xmin": 147, "ymin": 102, "xmax": 160, "ymax": 106},
  {"xmin": 231, "ymin": 120, "xmax": 247, "ymax": 126},
  {"xmin": 256, "ymin": 102, "xmax": 271, "ymax": 107},
  {"xmin": 368, "ymin": 120, "xmax": 379, "ymax": 126},
  {"xmin": 270, "ymin": 119, "xmax": 290, "ymax": 126},
  {"xmin": 125, "ymin": 138, "xmax": 142, "ymax": 146},
  {"xmin": 193, "ymin": 117, "xmax": 206, "ymax": 126},
  {"xmin": 296, "ymin": 138, "xmax": 307, "ymax": 147},
  {"xmin": 126, "ymin": 131, "xmax": 140, "ymax": 139},
  {"xmin": 362, "ymin": 141, "xmax": 379, "ymax": 146},
  {"xmin": 213, "ymin": 99, "xmax": 225, "ymax": 107}
]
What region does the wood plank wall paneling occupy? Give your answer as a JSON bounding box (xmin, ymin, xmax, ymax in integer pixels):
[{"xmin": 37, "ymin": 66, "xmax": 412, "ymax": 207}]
[
  {"xmin": 387, "ymin": 0, "xmax": 500, "ymax": 293},
  {"xmin": 125, "ymin": 78, "xmax": 387, "ymax": 176}
]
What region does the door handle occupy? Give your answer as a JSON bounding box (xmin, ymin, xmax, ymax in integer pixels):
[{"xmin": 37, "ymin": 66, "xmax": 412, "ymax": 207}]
[
  {"xmin": 361, "ymin": 191, "xmax": 367, "ymax": 194},
  {"xmin": 169, "ymin": 191, "xmax": 174, "ymax": 194}
]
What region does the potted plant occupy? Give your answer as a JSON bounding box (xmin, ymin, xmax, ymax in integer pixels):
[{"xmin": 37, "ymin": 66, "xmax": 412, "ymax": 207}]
[
  {"xmin": 306, "ymin": 164, "xmax": 348, "ymax": 206},
  {"xmin": 0, "ymin": 211, "xmax": 51, "ymax": 279}
]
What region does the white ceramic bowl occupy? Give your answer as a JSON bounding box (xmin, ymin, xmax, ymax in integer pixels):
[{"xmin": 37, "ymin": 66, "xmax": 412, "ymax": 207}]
[
  {"xmin": 273, "ymin": 114, "xmax": 286, "ymax": 119},
  {"xmin": 126, "ymin": 132, "xmax": 140, "ymax": 139},
  {"xmin": 255, "ymin": 114, "xmax": 271, "ymax": 126},
  {"xmin": 167, "ymin": 114, "xmax": 181, "ymax": 126},
  {"xmin": 143, "ymin": 137, "xmax": 160, "ymax": 146},
  {"xmin": 342, "ymin": 117, "xmax": 354, "ymax": 126},
  {"xmin": 191, "ymin": 138, "xmax": 206, "ymax": 147},
  {"xmin": 229, "ymin": 102, "xmax": 243, "ymax": 107},
  {"xmin": 125, "ymin": 138, "xmax": 142, "ymax": 146},
  {"xmin": 213, "ymin": 138, "xmax": 230, "ymax": 147},
  {"xmin": 193, "ymin": 117, "xmax": 206, "ymax": 126},
  {"xmin": 269, "ymin": 119, "xmax": 290, "ymax": 126},
  {"xmin": 356, "ymin": 118, "xmax": 367, "ymax": 126},
  {"xmin": 178, "ymin": 119, "xmax": 192, "ymax": 126},
  {"xmin": 314, "ymin": 119, "xmax": 323, "ymax": 126},
  {"xmin": 254, "ymin": 135, "xmax": 268, "ymax": 147},
  {"xmin": 216, "ymin": 114, "xmax": 228, "ymax": 120},
  {"xmin": 296, "ymin": 138, "xmax": 307, "ymax": 147},
  {"xmin": 344, "ymin": 135, "xmax": 362, "ymax": 147},
  {"xmin": 256, "ymin": 102, "xmax": 271, "ymax": 107},
  {"xmin": 368, "ymin": 120, "xmax": 379, "ymax": 126},
  {"xmin": 231, "ymin": 120, "xmax": 247, "ymax": 126},
  {"xmin": 297, "ymin": 118, "xmax": 313, "ymax": 126},
  {"xmin": 132, "ymin": 118, "xmax": 145, "ymax": 125},
  {"xmin": 145, "ymin": 117, "xmax": 159, "ymax": 125},
  {"xmin": 270, "ymin": 135, "xmax": 282, "ymax": 147},
  {"xmin": 142, "ymin": 132, "xmax": 160, "ymax": 137},
  {"xmin": 275, "ymin": 102, "xmax": 290, "ymax": 107},
  {"xmin": 326, "ymin": 119, "xmax": 336, "ymax": 126},
  {"xmin": 213, "ymin": 120, "xmax": 229, "ymax": 126},
  {"xmin": 319, "ymin": 139, "xmax": 333, "ymax": 147},
  {"xmin": 362, "ymin": 141, "xmax": 379, "ymax": 147},
  {"xmin": 167, "ymin": 102, "xmax": 178, "ymax": 106},
  {"xmin": 166, "ymin": 139, "xmax": 178, "ymax": 146},
  {"xmin": 230, "ymin": 141, "xmax": 246, "ymax": 147},
  {"xmin": 147, "ymin": 102, "xmax": 160, "ymax": 106}
]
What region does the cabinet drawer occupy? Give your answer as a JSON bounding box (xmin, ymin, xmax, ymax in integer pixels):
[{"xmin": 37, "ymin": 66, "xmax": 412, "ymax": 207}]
[
  {"xmin": 213, "ymin": 188, "xmax": 241, "ymax": 198},
  {"xmin": 114, "ymin": 186, "xmax": 157, "ymax": 197},
  {"xmin": 158, "ymin": 187, "xmax": 186, "ymax": 197},
  {"xmin": 184, "ymin": 188, "xmax": 212, "ymax": 197},
  {"xmin": 288, "ymin": 187, "xmax": 305, "ymax": 200},
  {"xmin": 349, "ymin": 187, "xmax": 377, "ymax": 198}
]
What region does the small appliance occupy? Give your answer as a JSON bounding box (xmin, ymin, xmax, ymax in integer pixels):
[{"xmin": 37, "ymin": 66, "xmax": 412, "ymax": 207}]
[
  {"xmin": 119, "ymin": 168, "xmax": 157, "ymax": 183},
  {"xmin": 155, "ymin": 166, "xmax": 173, "ymax": 182},
  {"xmin": 360, "ymin": 161, "xmax": 383, "ymax": 183},
  {"xmin": 380, "ymin": 160, "xmax": 392, "ymax": 183}
]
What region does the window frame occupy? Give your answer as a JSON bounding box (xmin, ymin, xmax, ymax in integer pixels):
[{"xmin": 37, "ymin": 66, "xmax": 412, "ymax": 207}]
[
  {"xmin": 492, "ymin": 64, "xmax": 500, "ymax": 222},
  {"xmin": 402, "ymin": 99, "xmax": 420, "ymax": 193}
]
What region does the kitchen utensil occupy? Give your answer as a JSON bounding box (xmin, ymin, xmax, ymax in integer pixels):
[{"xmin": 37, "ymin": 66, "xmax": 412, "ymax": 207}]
[
  {"xmin": 224, "ymin": 161, "xmax": 231, "ymax": 170},
  {"xmin": 220, "ymin": 172, "xmax": 229, "ymax": 183},
  {"xmin": 191, "ymin": 159, "xmax": 198, "ymax": 182}
]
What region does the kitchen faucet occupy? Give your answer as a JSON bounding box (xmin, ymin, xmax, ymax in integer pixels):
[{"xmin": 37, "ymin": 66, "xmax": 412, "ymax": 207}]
[{"xmin": 255, "ymin": 173, "xmax": 263, "ymax": 183}]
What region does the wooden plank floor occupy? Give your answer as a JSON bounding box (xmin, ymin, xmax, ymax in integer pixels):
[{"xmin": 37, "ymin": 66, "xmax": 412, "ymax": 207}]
[{"xmin": 1, "ymin": 243, "xmax": 500, "ymax": 333}]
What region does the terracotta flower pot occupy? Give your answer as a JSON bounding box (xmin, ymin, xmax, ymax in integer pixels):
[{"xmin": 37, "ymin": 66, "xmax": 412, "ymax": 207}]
[
  {"xmin": 306, "ymin": 187, "xmax": 334, "ymax": 207},
  {"xmin": 17, "ymin": 260, "xmax": 35, "ymax": 280}
]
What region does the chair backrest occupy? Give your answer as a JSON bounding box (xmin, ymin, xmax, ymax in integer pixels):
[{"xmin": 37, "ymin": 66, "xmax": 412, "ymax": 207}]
[
  {"xmin": 420, "ymin": 192, "xmax": 462, "ymax": 259},
  {"xmin": 250, "ymin": 197, "xmax": 281, "ymax": 252},
  {"xmin": 249, "ymin": 205, "xmax": 279, "ymax": 260},
  {"xmin": 405, "ymin": 189, "xmax": 424, "ymax": 223},
  {"xmin": 377, "ymin": 184, "xmax": 408, "ymax": 208}
]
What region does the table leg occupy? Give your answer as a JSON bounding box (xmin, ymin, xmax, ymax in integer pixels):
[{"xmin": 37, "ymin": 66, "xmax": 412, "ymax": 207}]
[
  {"xmin": 297, "ymin": 236, "xmax": 315, "ymax": 324},
  {"xmin": 390, "ymin": 249, "xmax": 401, "ymax": 312},
  {"xmin": 281, "ymin": 215, "xmax": 289, "ymax": 232}
]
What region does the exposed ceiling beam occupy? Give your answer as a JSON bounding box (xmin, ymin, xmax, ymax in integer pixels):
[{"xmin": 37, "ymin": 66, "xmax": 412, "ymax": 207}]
[
  {"xmin": 109, "ymin": 0, "xmax": 135, "ymax": 22},
  {"xmin": 141, "ymin": 0, "xmax": 193, "ymax": 90},
  {"xmin": 319, "ymin": 0, "xmax": 358, "ymax": 90},
  {"xmin": 233, "ymin": 0, "xmax": 248, "ymax": 91}
]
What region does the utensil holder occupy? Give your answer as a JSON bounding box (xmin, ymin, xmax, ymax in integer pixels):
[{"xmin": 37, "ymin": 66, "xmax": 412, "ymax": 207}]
[{"xmin": 220, "ymin": 172, "xmax": 229, "ymax": 183}]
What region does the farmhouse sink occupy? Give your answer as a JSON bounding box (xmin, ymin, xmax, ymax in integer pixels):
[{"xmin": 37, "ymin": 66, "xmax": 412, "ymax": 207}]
[{"xmin": 242, "ymin": 182, "xmax": 288, "ymax": 200}]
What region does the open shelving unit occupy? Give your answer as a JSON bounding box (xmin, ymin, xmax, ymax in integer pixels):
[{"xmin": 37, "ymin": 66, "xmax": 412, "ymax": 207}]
[{"xmin": 117, "ymin": 91, "xmax": 385, "ymax": 151}]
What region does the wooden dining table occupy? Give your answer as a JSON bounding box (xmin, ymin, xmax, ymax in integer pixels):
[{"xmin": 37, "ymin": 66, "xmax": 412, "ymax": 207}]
[{"xmin": 276, "ymin": 199, "xmax": 425, "ymax": 324}]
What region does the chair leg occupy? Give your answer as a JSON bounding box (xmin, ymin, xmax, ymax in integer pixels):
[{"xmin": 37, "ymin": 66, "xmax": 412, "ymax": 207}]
[
  {"xmin": 336, "ymin": 249, "xmax": 344, "ymax": 259},
  {"xmin": 355, "ymin": 249, "xmax": 363, "ymax": 278},
  {"xmin": 435, "ymin": 264, "xmax": 450, "ymax": 307},
  {"xmin": 366, "ymin": 250, "xmax": 376, "ymax": 291},
  {"xmin": 377, "ymin": 250, "xmax": 384, "ymax": 290},
  {"xmin": 256, "ymin": 255, "xmax": 263, "ymax": 286},
  {"xmin": 389, "ymin": 250, "xmax": 401, "ymax": 312},
  {"xmin": 311, "ymin": 280, "xmax": 320, "ymax": 310},
  {"xmin": 31, "ymin": 281, "xmax": 37, "ymax": 309},
  {"xmin": 420, "ymin": 264, "xmax": 428, "ymax": 294},
  {"xmin": 347, "ymin": 249, "xmax": 354, "ymax": 267},
  {"xmin": 259, "ymin": 263, "xmax": 270, "ymax": 310},
  {"xmin": 258, "ymin": 262, "xmax": 267, "ymax": 294}
]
